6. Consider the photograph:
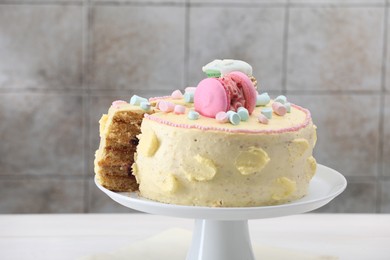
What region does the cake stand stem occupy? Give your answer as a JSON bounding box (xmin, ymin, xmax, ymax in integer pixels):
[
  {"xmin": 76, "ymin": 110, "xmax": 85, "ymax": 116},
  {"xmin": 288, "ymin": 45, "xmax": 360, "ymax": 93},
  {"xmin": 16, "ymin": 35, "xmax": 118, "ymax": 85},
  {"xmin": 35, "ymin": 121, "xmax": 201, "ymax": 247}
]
[{"xmin": 186, "ymin": 219, "xmax": 255, "ymax": 260}]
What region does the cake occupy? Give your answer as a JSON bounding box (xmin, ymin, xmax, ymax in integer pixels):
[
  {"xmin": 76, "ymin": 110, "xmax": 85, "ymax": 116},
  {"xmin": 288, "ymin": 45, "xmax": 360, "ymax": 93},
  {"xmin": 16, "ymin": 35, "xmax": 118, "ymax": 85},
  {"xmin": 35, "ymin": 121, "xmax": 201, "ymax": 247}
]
[{"xmin": 95, "ymin": 59, "xmax": 317, "ymax": 207}]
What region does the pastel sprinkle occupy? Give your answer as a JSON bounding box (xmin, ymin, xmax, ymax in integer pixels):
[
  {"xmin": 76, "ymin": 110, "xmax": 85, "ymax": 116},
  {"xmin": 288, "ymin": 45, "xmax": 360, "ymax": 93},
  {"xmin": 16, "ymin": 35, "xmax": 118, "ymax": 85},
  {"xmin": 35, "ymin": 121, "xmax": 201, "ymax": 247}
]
[
  {"xmin": 112, "ymin": 100, "xmax": 127, "ymax": 108},
  {"xmin": 256, "ymin": 93, "xmax": 270, "ymax": 106},
  {"xmin": 140, "ymin": 101, "xmax": 151, "ymax": 111},
  {"xmin": 159, "ymin": 100, "xmax": 175, "ymax": 113},
  {"xmin": 174, "ymin": 105, "xmax": 186, "ymax": 114},
  {"xmin": 185, "ymin": 87, "xmax": 197, "ymax": 93},
  {"xmin": 274, "ymin": 95, "xmax": 287, "ymax": 104},
  {"xmin": 130, "ymin": 95, "xmax": 148, "ymax": 106},
  {"xmin": 228, "ymin": 112, "xmax": 241, "ymax": 125},
  {"xmin": 258, "ymin": 114, "xmax": 269, "ymax": 124},
  {"xmin": 272, "ymin": 102, "xmax": 287, "ymax": 116},
  {"xmin": 261, "ymin": 108, "xmax": 273, "ymax": 119},
  {"xmin": 184, "ymin": 92, "xmax": 194, "ymax": 103},
  {"xmin": 171, "ymin": 89, "xmax": 183, "ymax": 99},
  {"xmin": 285, "ymin": 102, "xmax": 291, "ymax": 113},
  {"xmin": 188, "ymin": 110, "xmax": 200, "ymax": 120},
  {"xmin": 215, "ymin": 111, "xmax": 229, "ymax": 123},
  {"xmin": 237, "ymin": 107, "xmax": 249, "ymax": 121}
]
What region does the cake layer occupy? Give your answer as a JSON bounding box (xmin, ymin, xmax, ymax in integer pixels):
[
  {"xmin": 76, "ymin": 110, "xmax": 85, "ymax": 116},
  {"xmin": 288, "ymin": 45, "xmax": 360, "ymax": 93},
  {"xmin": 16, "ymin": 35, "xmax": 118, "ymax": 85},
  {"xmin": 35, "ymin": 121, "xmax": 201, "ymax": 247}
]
[
  {"xmin": 96, "ymin": 172, "xmax": 138, "ymax": 192},
  {"xmin": 133, "ymin": 101, "xmax": 317, "ymax": 207},
  {"xmin": 94, "ymin": 104, "xmax": 149, "ymax": 192}
]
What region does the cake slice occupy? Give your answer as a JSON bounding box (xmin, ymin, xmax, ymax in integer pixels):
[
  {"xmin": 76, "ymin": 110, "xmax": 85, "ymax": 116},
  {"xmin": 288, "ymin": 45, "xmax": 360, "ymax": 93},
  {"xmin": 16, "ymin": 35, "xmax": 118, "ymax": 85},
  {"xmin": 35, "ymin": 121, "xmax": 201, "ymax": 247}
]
[{"xmin": 94, "ymin": 102, "xmax": 153, "ymax": 191}]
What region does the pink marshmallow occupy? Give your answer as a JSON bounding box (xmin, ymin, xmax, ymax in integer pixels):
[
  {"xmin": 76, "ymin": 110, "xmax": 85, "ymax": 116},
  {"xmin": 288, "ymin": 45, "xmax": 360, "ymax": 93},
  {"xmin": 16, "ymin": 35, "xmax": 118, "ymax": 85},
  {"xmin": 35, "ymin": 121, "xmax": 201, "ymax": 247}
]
[
  {"xmin": 171, "ymin": 89, "xmax": 183, "ymax": 99},
  {"xmin": 215, "ymin": 111, "xmax": 229, "ymax": 123},
  {"xmin": 258, "ymin": 114, "xmax": 269, "ymax": 124},
  {"xmin": 272, "ymin": 102, "xmax": 287, "ymax": 116},
  {"xmin": 112, "ymin": 100, "xmax": 127, "ymax": 108},
  {"xmin": 158, "ymin": 100, "xmax": 175, "ymax": 113},
  {"xmin": 174, "ymin": 105, "xmax": 186, "ymax": 114}
]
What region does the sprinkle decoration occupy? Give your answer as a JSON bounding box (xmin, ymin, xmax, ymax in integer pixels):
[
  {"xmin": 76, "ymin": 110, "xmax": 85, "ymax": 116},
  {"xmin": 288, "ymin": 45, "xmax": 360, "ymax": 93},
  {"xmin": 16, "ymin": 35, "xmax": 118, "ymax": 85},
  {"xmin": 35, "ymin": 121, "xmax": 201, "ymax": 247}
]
[
  {"xmin": 188, "ymin": 110, "xmax": 200, "ymax": 120},
  {"xmin": 174, "ymin": 105, "xmax": 186, "ymax": 114},
  {"xmin": 140, "ymin": 101, "xmax": 151, "ymax": 111},
  {"xmin": 228, "ymin": 112, "xmax": 241, "ymax": 125},
  {"xmin": 171, "ymin": 89, "xmax": 183, "ymax": 99},
  {"xmin": 159, "ymin": 100, "xmax": 175, "ymax": 113},
  {"xmin": 184, "ymin": 92, "xmax": 194, "ymax": 103},
  {"xmin": 272, "ymin": 102, "xmax": 287, "ymax": 116},
  {"xmin": 274, "ymin": 95, "xmax": 287, "ymax": 104},
  {"xmin": 215, "ymin": 111, "xmax": 229, "ymax": 123},
  {"xmin": 256, "ymin": 93, "xmax": 270, "ymax": 106},
  {"xmin": 261, "ymin": 108, "xmax": 273, "ymax": 119},
  {"xmin": 237, "ymin": 107, "xmax": 249, "ymax": 121},
  {"xmin": 285, "ymin": 102, "xmax": 291, "ymax": 113},
  {"xmin": 130, "ymin": 95, "xmax": 148, "ymax": 106},
  {"xmin": 258, "ymin": 114, "xmax": 269, "ymax": 124}
]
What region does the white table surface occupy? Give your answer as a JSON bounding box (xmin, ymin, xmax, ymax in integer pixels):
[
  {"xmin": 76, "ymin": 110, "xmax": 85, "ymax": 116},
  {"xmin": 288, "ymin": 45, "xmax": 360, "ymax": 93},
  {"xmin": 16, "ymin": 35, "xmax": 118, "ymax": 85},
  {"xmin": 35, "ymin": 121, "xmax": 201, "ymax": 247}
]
[{"xmin": 0, "ymin": 213, "xmax": 389, "ymax": 260}]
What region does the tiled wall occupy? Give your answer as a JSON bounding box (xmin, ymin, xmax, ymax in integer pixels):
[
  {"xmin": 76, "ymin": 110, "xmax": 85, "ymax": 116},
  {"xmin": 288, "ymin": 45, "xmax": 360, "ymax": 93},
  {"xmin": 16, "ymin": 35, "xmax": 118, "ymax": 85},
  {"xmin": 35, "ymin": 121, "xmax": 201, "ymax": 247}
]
[{"xmin": 0, "ymin": 0, "xmax": 389, "ymax": 213}]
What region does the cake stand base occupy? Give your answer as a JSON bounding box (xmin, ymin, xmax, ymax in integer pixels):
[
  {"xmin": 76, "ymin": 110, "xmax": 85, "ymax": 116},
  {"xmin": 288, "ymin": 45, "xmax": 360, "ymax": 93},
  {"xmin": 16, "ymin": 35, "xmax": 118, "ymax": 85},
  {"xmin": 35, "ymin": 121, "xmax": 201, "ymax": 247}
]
[
  {"xmin": 187, "ymin": 219, "xmax": 254, "ymax": 260},
  {"xmin": 95, "ymin": 164, "xmax": 347, "ymax": 260}
]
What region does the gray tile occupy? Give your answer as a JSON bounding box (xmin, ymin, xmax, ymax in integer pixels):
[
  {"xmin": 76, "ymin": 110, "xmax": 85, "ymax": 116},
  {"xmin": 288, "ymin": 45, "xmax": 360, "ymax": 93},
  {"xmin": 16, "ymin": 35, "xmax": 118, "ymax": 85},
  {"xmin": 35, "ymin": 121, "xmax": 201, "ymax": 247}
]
[
  {"xmin": 288, "ymin": 94, "xmax": 380, "ymax": 177},
  {"xmin": 93, "ymin": 0, "xmax": 185, "ymax": 2},
  {"xmin": 314, "ymin": 179, "xmax": 377, "ymax": 213},
  {"xmin": 88, "ymin": 179, "xmax": 138, "ymax": 213},
  {"xmin": 383, "ymin": 94, "xmax": 390, "ymax": 177},
  {"xmin": 188, "ymin": 6, "xmax": 285, "ymax": 92},
  {"xmin": 0, "ymin": 5, "xmax": 83, "ymax": 89},
  {"xmin": 287, "ymin": 6, "xmax": 384, "ymax": 91},
  {"xmin": 290, "ymin": 0, "xmax": 385, "ymax": 4},
  {"xmin": 90, "ymin": 6, "xmax": 186, "ymax": 91},
  {"xmin": 0, "ymin": 178, "xmax": 84, "ymax": 213},
  {"xmin": 380, "ymin": 180, "xmax": 390, "ymax": 213},
  {"xmin": 387, "ymin": 6, "xmax": 390, "ymax": 91},
  {"xmin": 189, "ymin": 0, "xmax": 287, "ymax": 3},
  {"xmin": 0, "ymin": 93, "xmax": 84, "ymax": 176}
]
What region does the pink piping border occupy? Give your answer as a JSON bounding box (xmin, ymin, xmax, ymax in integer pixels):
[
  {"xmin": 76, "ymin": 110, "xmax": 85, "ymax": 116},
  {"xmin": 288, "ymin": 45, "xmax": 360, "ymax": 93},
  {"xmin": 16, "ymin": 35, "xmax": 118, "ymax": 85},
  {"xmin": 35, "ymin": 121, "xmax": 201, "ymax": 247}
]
[{"xmin": 144, "ymin": 103, "xmax": 312, "ymax": 134}]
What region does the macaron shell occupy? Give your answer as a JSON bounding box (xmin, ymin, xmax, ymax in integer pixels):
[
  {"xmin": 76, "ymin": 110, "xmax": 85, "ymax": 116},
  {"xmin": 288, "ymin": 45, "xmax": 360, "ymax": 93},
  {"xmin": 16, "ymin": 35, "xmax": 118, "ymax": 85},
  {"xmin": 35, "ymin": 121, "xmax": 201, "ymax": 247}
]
[
  {"xmin": 194, "ymin": 78, "xmax": 229, "ymax": 118},
  {"xmin": 228, "ymin": 71, "xmax": 257, "ymax": 114}
]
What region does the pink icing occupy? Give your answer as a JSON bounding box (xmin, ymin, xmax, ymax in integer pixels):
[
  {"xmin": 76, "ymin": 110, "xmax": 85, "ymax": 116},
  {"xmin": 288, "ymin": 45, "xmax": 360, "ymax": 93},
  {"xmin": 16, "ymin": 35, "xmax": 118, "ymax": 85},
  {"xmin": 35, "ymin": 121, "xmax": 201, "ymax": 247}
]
[{"xmin": 145, "ymin": 103, "xmax": 312, "ymax": 134}]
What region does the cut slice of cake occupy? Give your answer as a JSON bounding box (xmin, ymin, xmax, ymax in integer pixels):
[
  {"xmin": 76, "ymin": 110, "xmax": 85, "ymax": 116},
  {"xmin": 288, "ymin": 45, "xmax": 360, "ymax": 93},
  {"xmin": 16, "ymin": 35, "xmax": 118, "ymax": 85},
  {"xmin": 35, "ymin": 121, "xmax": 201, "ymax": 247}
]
[{"xmin": 94, "ymin": 102, "xmax": 153, "ymax": 191}]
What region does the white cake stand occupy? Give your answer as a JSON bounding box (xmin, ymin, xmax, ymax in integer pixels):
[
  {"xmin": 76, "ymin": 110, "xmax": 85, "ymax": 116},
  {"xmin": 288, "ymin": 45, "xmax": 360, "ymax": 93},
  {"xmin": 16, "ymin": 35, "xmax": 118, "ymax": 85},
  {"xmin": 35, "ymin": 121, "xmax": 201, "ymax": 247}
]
[{"xmin": 95, "ymin": 164, "xmax": 347, "ymax": 260}]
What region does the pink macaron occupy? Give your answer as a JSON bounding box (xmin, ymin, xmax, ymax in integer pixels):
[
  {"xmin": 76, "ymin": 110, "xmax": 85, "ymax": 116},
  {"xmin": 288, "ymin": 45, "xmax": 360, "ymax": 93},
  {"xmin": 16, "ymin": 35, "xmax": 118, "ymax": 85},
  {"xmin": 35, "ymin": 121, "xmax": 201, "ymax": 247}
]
[{"xmin": 194, "ymin": 71, "xmax": 257, "ymax": 118}]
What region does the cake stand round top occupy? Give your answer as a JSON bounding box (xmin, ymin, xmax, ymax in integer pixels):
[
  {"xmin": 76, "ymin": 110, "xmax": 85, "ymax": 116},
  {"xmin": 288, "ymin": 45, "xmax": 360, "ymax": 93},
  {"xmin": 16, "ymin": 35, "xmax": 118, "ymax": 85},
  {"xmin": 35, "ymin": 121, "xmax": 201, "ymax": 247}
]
[{"xmin": 95, "ymin": 164, "xmax": 346, "ymax": 220}]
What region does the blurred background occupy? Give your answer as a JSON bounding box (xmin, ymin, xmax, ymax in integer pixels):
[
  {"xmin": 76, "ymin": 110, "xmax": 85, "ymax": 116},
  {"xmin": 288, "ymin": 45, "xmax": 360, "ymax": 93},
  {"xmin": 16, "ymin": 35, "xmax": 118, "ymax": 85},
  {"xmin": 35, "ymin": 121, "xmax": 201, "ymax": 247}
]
[{"xmin": 0, "ymin": 0, "xmax": 388, "ymax": 214}]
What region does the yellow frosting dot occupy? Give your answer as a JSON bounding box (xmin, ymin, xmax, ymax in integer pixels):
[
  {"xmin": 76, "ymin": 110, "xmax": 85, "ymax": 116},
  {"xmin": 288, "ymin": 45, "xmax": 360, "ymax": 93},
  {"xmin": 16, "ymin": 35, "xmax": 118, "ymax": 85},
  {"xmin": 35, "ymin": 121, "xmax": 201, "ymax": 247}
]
[
  {"xmin": 184, "ymin": 154, "xmax": 217, "ymax": 182},
  {"xmin": 272, "ymin": 177, "xmax": 297, "ymax": 201},
  {"xmin": 161, "ymin": 174, "xmax": 179, "ymax": 193},
  {"xmin": 235, "ymin": 147, "xmax": 270, "ymax": 175},
  {"xmin": 313, "ymin": 128, "xmax": 317, "ymax": 147},
  {"xmin": 138, "ymin": 129, "xmax": 159, "ymax": 157},
  {"xmin": 306, "ymin": 156, "xmax": 317, "ymax": 180},
  {"xmin": 288, "ymin": 138, "xmax": 309, "ymax": 158}
]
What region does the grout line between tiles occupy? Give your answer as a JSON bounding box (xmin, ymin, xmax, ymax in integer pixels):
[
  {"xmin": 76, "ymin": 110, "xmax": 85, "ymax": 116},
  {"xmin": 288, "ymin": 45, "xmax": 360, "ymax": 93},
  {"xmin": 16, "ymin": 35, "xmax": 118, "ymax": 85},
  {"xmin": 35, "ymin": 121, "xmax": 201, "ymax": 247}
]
[
  {"xmin": 281, "ymin": 0, "xmax": 290, "ymax": 96},
  {"xmin": 83, "ymin": 0, "xmax": 93, "ymax": 213},
  {"xmin": 377, "ymin": 0, "xmax": 389, "ymax": 213},
  {"xmin": 0, "ymin": 1, "xmax": 83, "ymax": 5}
]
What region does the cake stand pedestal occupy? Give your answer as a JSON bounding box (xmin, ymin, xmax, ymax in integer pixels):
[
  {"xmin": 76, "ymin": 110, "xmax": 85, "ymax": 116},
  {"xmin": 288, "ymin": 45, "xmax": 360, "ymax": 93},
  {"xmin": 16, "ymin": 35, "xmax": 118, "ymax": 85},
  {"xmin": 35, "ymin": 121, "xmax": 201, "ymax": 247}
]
[{"xmin": 95, "ymin": 164, "xmax": 347, "ymax": 260}]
